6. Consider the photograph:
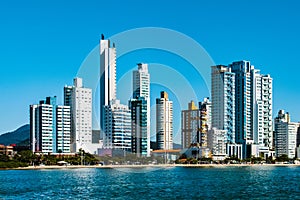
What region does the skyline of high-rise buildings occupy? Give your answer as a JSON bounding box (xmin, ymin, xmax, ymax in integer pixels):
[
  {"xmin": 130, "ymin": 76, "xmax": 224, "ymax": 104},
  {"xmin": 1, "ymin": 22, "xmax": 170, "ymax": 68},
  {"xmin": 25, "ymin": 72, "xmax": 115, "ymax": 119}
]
[
  {"xmin": 210, "ymin": 61, "xmax": 273, "ymax": 159},
  {"xmin": 27, "ymin": 35, "xmax": 299, "ymax": 160}
]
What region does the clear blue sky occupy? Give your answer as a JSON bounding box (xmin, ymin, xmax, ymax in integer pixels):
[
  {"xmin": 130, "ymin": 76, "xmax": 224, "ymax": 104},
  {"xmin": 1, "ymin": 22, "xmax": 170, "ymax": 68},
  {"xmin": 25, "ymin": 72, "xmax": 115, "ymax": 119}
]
[{"xmin": 1, "ymin": 0, "xmax": 300, "ymax": 143}]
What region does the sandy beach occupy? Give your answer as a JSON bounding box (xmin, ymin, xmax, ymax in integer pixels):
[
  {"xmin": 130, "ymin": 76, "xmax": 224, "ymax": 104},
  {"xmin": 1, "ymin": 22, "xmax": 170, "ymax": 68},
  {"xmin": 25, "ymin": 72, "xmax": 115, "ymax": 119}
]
[{"xmin": 8, "ymin": 163, "xmax": 300, "ymax": 170}]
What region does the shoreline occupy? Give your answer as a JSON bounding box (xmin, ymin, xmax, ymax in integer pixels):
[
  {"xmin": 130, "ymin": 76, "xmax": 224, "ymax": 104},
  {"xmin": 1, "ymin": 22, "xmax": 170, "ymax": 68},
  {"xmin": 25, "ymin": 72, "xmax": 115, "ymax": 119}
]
[{"xmin": 3, "ymin": 163, "xmax": 300, "ymax": 170}]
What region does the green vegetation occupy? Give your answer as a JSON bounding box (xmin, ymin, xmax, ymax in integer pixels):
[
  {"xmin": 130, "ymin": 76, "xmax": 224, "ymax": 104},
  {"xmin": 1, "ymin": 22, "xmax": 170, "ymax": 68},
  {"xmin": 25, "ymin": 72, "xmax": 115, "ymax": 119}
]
[
  {"xmin": 175, "ymin": 157, "xmax": 212, "ymax": 164},
  {"xmin": 0, "ymin": 149, "xmax": 100, "ymax": 169},
  {"xmin": 175, "ymin": 153, "xmax": 299, "ymax": 165},
  {"xmin": 0, "ymin": 154, "xmax": 28, "ymax": 169},
  {"xmin": 275, "ymin": 154, "xmax": 290, "ymax": 162}
]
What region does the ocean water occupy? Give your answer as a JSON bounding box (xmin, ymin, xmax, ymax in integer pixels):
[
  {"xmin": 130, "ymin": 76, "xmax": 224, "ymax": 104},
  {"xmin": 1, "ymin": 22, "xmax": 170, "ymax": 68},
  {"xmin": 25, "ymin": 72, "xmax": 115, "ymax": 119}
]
[{"xmin": 1, "ymin": 166, "xmax": 300, "ymax": 199}]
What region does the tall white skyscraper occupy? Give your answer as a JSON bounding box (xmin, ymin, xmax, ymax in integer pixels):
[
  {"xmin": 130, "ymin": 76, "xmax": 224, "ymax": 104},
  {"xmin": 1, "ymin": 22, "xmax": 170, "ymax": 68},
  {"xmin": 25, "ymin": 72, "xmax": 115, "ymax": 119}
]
[
  {"xmin": 156, "ymin": 91, "xmax": 173, "ymax": 150},
  {"xmin": 274, "ymin": 110, "xmax": 298, "ymax": 158},
  {"xmin": 30, "ymin": 96, "xmax": 71, "ymax": 153},
  {"xmin": 56, "ymin": 105, "xmax": 71, "ymax": 153},
  {"xmin": 131, "ymin": 63, "xmax": 150, "ymax": 156},
  {"xmin": 229, "ymin": 61, "xmax": 253, "ymax": 146},
  {"xmin": 100, "ymin": 36, "xmax": 133, "ymax": 153},
  {"xmin": 252, "ymin": 70, "xmax": 273, "ymax": 149},
  {"xmin": 211, "ymin": 65, "xmax": 235, "ymax": 144},
  {"xmin": 229, "ymin": 61, "xmax": 273, "ymax": 158},
  {"xmin": 64, "ymin": 77, "xmax": 92, "ymax": 153},
  {"xmin": 103, "ymin": 100, "xmax": 131, "ymax": 151},
  {"xmin": 100, "ymin": 34, "xmax": 117, "ymax": 130}
]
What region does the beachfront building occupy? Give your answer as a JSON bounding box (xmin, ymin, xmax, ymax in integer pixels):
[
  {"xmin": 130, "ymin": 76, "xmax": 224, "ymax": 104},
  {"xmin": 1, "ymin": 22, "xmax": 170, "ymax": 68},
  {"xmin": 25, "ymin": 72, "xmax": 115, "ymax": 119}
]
[
  {"xmin": 129, "ymin": 63, "xmax": 150, "ymax": 157},
  {"xmin": 103, "ymin": 100, "xmax": 131, "ymax": 151},
  {"xmin": 30, "ymin": 96, "xmax": 71, "ymax": 153},
  {"xmin": 199, "ymin": 98, "xmax": 211, "ymax": 147},
  {"xmin": 211, "ymin": 65, "xmax": 236, "ymax": 158},
  {"xmin": 130, "ymin": 97, "xmax": 148, "ymax": 157},
  {"xmin": 156, "ymin": 91, "xmax": 173, "ymax": 150},
  {"xmin": 274, "ymin": 110, "xmax": 298, "ymax": 159},
  {"xmin": 252, "ymin": 70, "xmax": 273, "ymax": 149},
  {"xmin": 64, "ymin": 78, "xmax": 92, "ymax": 153},
  {"xmin": 211, "ymin": 61, "xmax": 273, "ymax": 159},
  {"xmin": 207, "ymin": 128, "xmax": 227, "ymax": 160},
  {"xmin": 181, "ymin": 101, "xmax": 200, "ymax": 149},
  {"xmin": 100, "ymin": 34, "xmax": 117, "ymax": 131},
  {"xmin": 229, "ymin": 61, "xmax": 273, "ymax": 158}
]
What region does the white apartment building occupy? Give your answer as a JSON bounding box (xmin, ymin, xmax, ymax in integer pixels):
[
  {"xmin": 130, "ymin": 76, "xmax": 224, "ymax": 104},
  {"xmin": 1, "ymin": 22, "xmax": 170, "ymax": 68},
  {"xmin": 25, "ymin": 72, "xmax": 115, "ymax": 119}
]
[
  {"xmin": 274, "ymin": 110, "xmax": 298, "ymax": 159},
  {"xmin": 103, "ymin": 100, "xmax": 131, "ymax": 151},
  {"xmin": 56, "ymin": 105, "xmax": 71, "ymax": 153},
  {"xmin": 30, "ymin": 97, "xmax": 71, "ymax": 153},
  {"xmin": 252, "ymin": 70, "xmax": 273, "ymax": 149},
  {"xmin": 64, "ymin": 78, "xmax": 92, "ymax": 153},
  {"xmin": 100, "ymin": 34, "xmax": 117, "ymax": 130},
  {"xmin": 211, "ymin": 65, "xmax": 235, "ymax": 144},
  {"xmin": 208, "ymin": 128, "xmax": 227, "ymax": 160},
  {"xmin": 156, "ymin": 91, "xmax": 173, "ymax": 150}
]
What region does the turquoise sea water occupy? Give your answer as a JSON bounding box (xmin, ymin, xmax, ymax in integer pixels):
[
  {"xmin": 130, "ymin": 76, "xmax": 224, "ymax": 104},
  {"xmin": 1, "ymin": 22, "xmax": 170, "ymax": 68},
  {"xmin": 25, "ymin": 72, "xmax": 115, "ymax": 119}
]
[{"xmin": 1, "ymin": 166, "xmax": 300, "ymax": 199}]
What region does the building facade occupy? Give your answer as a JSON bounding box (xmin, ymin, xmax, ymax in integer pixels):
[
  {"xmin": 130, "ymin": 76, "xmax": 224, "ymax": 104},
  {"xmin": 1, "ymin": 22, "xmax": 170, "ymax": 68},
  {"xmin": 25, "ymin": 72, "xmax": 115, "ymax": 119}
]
[
  {"xmin": 30, "ymin": 96, "xmax": 71, "ymax": 153},
  {"xmin": 56, "ymin": 105, "xmax": 71, "ymax": 153},
  {"xmin": 229, "ymin": 61, "xmax": 273, "ymax": 158},
  {"xmin": 211, "ymin": 65, "xmax": 235, "ymax": 144},
  {"xmin": 130, "ymin": 97, "xmax": 148, "ymax": 157},
  {"xmin": 252, "ymin": 70, "xmax": 273, "ymax": 150},
  {"xmin": 130, "ymin": 63, "xmax": 150, "ymax": 156},
  {"xmin": 211, "ymin": 61, "xmax": 273, "ymax": 159},
  {"xmin": 229, "ymin": 61, "xmax": 253, "ymax": 147},
  {"xmin": 103, "ymin": 100, "xmax": 131, "ymax": 151},
  {"xmin": 199, "ymin": 98, "xmax": 211, "ymax": 147},
  {"xmin": 181, "ymin": 101, "xmax": 200, "ymax": 149},
  {"xmin": 156, "ymin": 91, "xmax": 173, "ymax": 150},
  {"xmin": 100, "ymin": 34, "xmax": 117, "ymax": 131},
  {"xmin": 274, "ymin": 110, "xmax": 298, "ymax": 159},
  {"xmin": 64, "ymin": 78, "xmax": 92, "ymax": 153},
  {"xmin": 208, "ymin": 128, "xmax": 227, "ymax": 160}
]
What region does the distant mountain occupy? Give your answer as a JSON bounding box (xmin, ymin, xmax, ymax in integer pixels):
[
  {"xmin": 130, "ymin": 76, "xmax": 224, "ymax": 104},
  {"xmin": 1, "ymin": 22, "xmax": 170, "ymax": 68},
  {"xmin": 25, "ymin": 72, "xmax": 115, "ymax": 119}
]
[
  {"xmin": 0, "ymin": 125, "xmax": 183, "ymax": 149},
  {"xmin": 0, "ymin": 124, "xmax": 30, "ymax": 146}
]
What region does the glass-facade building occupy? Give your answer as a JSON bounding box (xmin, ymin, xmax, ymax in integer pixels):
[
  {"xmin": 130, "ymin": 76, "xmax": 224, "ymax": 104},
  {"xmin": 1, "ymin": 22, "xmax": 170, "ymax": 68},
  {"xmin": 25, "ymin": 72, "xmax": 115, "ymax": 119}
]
[
  {"xmin": 130, "ymin": 97, "xmax": 148, "ymax": 157},
  {"xmin": 131, "ymin": 63, "xmax": 150, "ymax": 156}
]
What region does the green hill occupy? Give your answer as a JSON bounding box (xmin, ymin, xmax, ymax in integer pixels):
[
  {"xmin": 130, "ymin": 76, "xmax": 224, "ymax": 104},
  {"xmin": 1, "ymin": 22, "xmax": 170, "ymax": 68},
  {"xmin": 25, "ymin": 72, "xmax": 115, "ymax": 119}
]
[{"xmin": 0, "ymin": 124, "xmax": 30, "ymax": 146}]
